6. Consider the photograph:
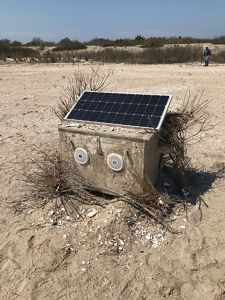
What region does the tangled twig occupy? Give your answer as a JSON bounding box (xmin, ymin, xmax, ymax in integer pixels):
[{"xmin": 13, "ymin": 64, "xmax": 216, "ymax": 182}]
[
  {"xmin": 54, "ymin": 65, "xmax": 111, "ymax": 120},
  {"xmin": 12, "ymin": 145, "xmax": 189, "ymax": 233},
  {"xmin": 161, "ymin": 90, "xmax": 215, "ymax": 182}
]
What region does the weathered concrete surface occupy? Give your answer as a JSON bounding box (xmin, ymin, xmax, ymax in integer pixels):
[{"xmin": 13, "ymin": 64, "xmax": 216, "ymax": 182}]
[{"xmin": 59, "ymin": 122, "xmax": 161, "ymax": 195}]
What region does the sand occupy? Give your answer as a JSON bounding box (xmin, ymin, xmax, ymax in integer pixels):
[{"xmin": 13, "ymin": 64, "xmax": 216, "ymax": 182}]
[{"xmin": 0, "ymin": 62, "xmax": 225, "ymax": 300}]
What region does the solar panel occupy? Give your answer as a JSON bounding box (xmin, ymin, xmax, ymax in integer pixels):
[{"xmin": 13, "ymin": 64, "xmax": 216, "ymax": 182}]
[{"xmin": 65, "ymin": 91, "xmax": 172, "ymax": 130}]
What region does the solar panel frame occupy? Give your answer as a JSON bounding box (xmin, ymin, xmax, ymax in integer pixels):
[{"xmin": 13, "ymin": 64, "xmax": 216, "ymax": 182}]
[{"xmin": 65, "ymin": 91, "xmax": 172, "ymax": 130}]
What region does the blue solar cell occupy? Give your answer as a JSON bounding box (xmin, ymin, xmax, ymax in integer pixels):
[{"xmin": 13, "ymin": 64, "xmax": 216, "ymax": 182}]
[
  {"xmin": 105, "ymin": 113, "xmax": 117, "ymax": 123},
  {"xmin": 144, "ymin": 105, "xmax": 155, "ymax": 115},
  {"xmin": 158, "ymin": 96, "xmax": 169, "ymax": 105},
  {"xmin": 134, "ymin": 95, "xmax": 143, "ymax": 102},
  {"xmin": 84, "ymin": 92, "xmax": 95, "ymax": 100},
  {"xmin": 129, "ymin": 115, "xmax": 142, "ymax": 126},
  {"xmin": 87, "ymin": 102, "xmax": 97, "ymax": 110},
  {"xmin": 95, "ymin": 102, "xmax": 104, "ymax": 111},
  {"xmin": 104, "ymin": 103, "xmax": 115, "ymax": 110},
  {"xmin": 74, "ymin": 102, "xmax": 83, "ymax": 109},
  {"xmin": 150, "ymin": 95, "xmax": 160, "ymax": 105},
  {"xmin": 76, "ymin": 111, "xmax": 86, "ymax": 120},
  {"xmin": 118, "ymin": 93, "xmax": 127, "ymax": 100},
  {"xmin": 66, "ymin": 91, "xmax": 171, "ymax": 129},
  {"xmin": 135, "ymin": 104, "xmax": 147, "ymax": 114},
  {"xmin": 67, "ymin": 110, "xmax": 80, "ymax": 119},
  {"xmin": 139, "ymin": 116, "xmax": 148, "ymax": 126},
  {"xmin": 118, "ymin": 105, "xmax": 129, "ymax": 113},
  {"xmin": 97, "ymin": 112, "xmax": 109, "ymax": 122},
  {"xmin": 122, "ymin": 115, "xmax": 132, "ymax": 125},
  {"xmin": 154, "ymin": 105, "xmax": 165, "ymax": 116},
  {"xmin": 127, "ymin": 104, "xmax": 137, "ymax": 113},
  {"xmin": 110, "ymin": 106, "xmax": 119, "ymax": 112},
  {"xmin": 113, "ymin": 113, "xmax": 125, "ymax": 123},
  {"xmin": 146, "ymin": 116, "xmax": 161, "ymax": 128},
  {"xmin": 88, "ymin": 111, "xmax": 101, "ymax": 121},
  {"xmin": 141, "ymin": 95, "xmax": 153, "ymax": 105}
]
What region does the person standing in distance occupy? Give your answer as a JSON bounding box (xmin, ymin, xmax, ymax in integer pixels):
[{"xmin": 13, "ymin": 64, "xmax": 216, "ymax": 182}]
[{"xmin": 203, "ymin": 46, "xmax": 211, "ymax": 66}]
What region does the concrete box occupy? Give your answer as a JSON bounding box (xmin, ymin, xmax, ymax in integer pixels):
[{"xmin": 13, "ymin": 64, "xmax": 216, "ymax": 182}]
[{"xmin": 58, "ymin": 122, "xmax": 162, "ymax": 196}]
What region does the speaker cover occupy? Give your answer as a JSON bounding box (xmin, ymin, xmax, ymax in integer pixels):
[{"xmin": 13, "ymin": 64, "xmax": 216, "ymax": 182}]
[
  {"xmin": 74, "ymin": 147, "xmax": 89, "ymax": 165},
  {"xmin": 107, "ymin": 153, "xmax": 124, "ymax": 172}
]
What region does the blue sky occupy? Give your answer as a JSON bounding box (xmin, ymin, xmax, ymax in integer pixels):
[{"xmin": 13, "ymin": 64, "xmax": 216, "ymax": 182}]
[{"xmin": 0, "ymin": 0, "xmax": 225, "ymax": 42}]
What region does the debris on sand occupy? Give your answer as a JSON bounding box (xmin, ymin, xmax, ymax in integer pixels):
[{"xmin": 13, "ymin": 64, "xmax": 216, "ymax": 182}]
[
  {"xmin": 145, "ymin": 232, "xmax": 168, "ymax": 248},
  {"xmin": 87, "ymin": 208, "xmax": 97, "ymax": 218}
]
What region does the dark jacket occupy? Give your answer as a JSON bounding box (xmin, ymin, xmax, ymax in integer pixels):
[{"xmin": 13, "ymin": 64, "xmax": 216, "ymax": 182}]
[{"xmin": 204, "ymin": 48, "xmax": 211, "ymax": 56}]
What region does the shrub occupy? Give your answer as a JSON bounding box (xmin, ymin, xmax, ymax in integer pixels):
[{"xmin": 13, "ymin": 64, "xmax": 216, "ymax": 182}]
[
  {"xmin": 11, "ymin": 40, "xmax": 22, "ymax": 47},
  {"xmin": 53, "ymin": 38, "xmax": 87, "ymax": 51},
  {"xmin": 0, "ymin": 45, "xmax": 40, "ymax": 60},
  {"xmin": 41, "ymin": 50, "xmax": 58, "ymax": 63},
  {"xmin": 142, "ymin": 37, "xmax": 165, "ymax": 48},
  {"xmin": 26, "ymin": 37, "xmax": 55, "ymax": 47},
  {"xmin": 141, "ymin": 45, "xmax": 202, "ymax": 64},
  {"xmin": 0, "ymin": 39, "xmax": 11, "ymax": 46},
  {"xmin": 55, "ymin": 65, "xmax": 111, "ymax": 120},
  {"xmin": 211, "ymin": 36, "xmax": 225, "ymax": 44},
  {"xmin": 73, "ymin": 48, "xmax": 137, "ymax": 63},
  {"xmin": 86, "ymin": 38, "xmax": 115, "ymax": 47},
  {"xmin": 73, "ymin": 45, "xmax": 202, "ymax": 64},
  {"xmin": 212, "ymin": 50, "xmax": 225, "ymax": 63}
]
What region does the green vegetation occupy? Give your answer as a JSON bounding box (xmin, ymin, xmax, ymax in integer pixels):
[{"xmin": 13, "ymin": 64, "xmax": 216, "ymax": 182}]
[
  {"xmin": 0, "ymin": 35, "xmax": 225, "ymax": 64},
  {"xmin": 0, "ymin": 39, "xmax": 40, "ymax": 60},
  {"xmin": 25, "ymin": 37, "xmax": 55, "ymax": 48},
  {"xmin": 53, "ymin": 38, "xmax": 87, "ymax": 51},
  {"xmin": 213, "ymin": 50, "xmax": 225, "ymax": 63},
  {"xmin": 85, "ymin": 35, "xmax": 225, "ymax": 47},
  {"xmin": 71, "ymin": 45, "xmax": 202, "ymax": 64}
]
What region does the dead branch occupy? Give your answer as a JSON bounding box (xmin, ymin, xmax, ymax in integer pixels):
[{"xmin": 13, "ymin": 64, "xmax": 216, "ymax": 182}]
[
  {"xmin": 54, "ymin": 65, "xmax": 111, "ymax": 120},
  {"xmin": 162, "ymin": 90, "xmax": 215, "ymax": 174},
  {"xmin": 13, "ymin": 144, "xmax": 188, "ymax": 233}
]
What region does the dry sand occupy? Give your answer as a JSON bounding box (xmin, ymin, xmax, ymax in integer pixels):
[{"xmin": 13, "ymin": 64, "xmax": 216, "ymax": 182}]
[{"xmin": 0, "ymin": 62, "xmax": 225, "ymax": 300}]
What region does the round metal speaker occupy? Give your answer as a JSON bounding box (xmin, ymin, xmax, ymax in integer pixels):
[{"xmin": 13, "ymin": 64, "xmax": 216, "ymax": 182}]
[
  {"xmin": 107, "ymin": 154, "xmax": 124, "ymax": 172},
  {"xmin": 74, "ymin": 147, "xmax": 89, "ymax": 165}
]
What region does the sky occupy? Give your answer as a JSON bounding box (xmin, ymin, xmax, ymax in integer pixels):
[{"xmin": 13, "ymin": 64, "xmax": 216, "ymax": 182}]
[{"xmin": 0, "ymin": 0, "xmax": 225, "ymax": 42}]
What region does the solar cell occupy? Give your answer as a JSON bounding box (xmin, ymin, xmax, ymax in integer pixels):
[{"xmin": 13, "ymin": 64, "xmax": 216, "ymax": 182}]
[{"xmin": 65, "ymin": 91, "xmax": 172, "ymax": 130}]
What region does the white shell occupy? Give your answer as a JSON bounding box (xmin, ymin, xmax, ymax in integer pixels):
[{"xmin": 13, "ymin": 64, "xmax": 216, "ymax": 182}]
[{"xmin": 74, "ymin": 147, "xmax": 89, "ymax": 165}]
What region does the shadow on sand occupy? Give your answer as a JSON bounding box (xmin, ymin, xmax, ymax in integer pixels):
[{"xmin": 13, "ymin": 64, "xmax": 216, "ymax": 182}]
[{"xmin": 158, "ymin": 165, "xmax": 224, "ymax": 205}]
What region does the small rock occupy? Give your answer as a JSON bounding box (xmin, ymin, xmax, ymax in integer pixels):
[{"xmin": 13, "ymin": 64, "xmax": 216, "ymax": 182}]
[
  {"xmin": 48, "ymin": 210, "xmax": 54, "ymax": 216},
  {"xmin": 163, "ymin": 182, "xmax": 170, "ymax": 187},
  {"xmin": 159, "ymin": 199, "xmax": 164, "ymax": 205},
  {"xmin": 145, "ymin": 233, "xmax": 152, "ymax": 240},
  {"xmin": 87, "ymin": 208, "xmax": 97, "ymax": 218},
  {"xmin": 179, "ymin": 225, "xmax": 186, "ymax": 230},
  {"xmin": 118, "ymin": 239, "xmax": 125, "ymax": 246}
]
